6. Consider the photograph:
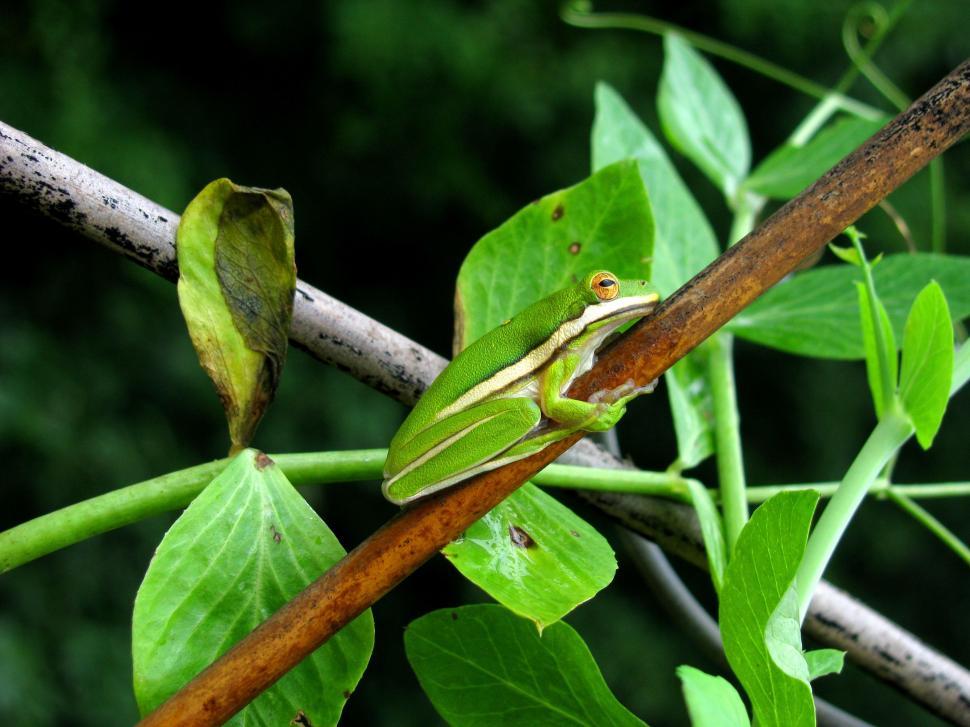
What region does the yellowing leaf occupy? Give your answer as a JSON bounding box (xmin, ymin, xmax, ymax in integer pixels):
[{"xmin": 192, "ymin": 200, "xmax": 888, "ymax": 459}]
[{"xmin": 177, "ymin": 179, "xmax": 296, "ymax": 452}]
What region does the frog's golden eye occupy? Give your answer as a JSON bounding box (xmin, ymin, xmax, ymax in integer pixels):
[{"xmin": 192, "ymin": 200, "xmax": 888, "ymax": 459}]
[{"xmin": 591, "ymin": 272, "xmax": 619, "ymax": 301}]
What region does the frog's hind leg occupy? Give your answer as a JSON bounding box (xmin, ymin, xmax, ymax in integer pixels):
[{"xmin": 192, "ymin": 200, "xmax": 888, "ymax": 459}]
[{"xmin": 382, "ymin": 397, "xmax": 541, "ymax": 504}]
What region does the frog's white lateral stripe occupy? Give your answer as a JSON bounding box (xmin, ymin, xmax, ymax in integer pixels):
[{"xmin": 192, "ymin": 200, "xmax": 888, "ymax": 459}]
[
  {"xmin": 383, "ymin": 411, "xmax": 505, "ymax": 491},
  {"xmin": 384, "ymin": 438, "xmax": 556, "ymax": 504},
  {"xmin": 435, "ymin": 294, "xmax": 658, "ymax": 422}
]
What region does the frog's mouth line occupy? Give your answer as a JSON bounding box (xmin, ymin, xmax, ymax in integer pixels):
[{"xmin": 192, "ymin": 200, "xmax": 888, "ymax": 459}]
[{"xmin": 595, "ymin": 300, "xmax": 659, "ymax": 353}]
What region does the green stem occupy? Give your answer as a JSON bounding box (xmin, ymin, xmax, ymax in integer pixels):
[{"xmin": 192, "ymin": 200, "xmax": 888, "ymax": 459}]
[
  {"xmin": 789, "ymin": 95, "xmax": 843, "ymax": 147},
  {"xmin": 8, "ymin": 441, "xmax": 970, "ymax": 574},
  {"xmin": 533, "ymin": 465, "xmax": 691, "ymax": 499},
  {"xmin": 746, "ymin": 480, "xmax": 970, "ymax": 503},
  {"xmin": 885, "ymin": 490, "xmax": 970, "ymax": 567},
  {"xmin": 841, "ymin": 1, "xmax": 911, "ymax": 111},
  {"xmin": 0, "ymin": 450, "xmax": 386, "ymax": 573},
  {"xmin": 789, "ymin": 1, "xmax": 906, "ymax": 144},
  {"xmin": 560, "ymin": 2, "xmax": 884, "ymax": 120},
  {"xmin": 728, "ymin": 192, "xmax": 765, "ymax": 242},
  {"xmin": 708, "ymin": 334, "xmax": 748, "ymax": 553},
  {"xmin": 796, "ymin": 411, "xmax": 913, "ymax": 621},
  {"xmin": 708, "ymin": 202, "xmax": 761, "ymax": 553}
]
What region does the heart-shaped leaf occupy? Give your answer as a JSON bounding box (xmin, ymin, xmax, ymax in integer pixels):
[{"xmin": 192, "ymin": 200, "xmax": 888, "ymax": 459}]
[
  {"xmin": 405, "ymin": 605, "xmax": 646, "ymax": 726},
  {"xmin": 133, "ymin": 450, "xmax": 374, "ymax": 725},
  {"xmin": 442, "ymin": 483, "xmax": 616, "ymax": 629},
  {"xmin": 455, "ymin": 159, "xmax": 653, "ymax": 348}
]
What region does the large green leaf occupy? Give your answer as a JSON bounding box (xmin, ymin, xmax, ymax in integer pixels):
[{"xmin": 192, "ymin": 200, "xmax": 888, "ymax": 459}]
[
  {"xmin": 177, "ymin": 179, "xmax": 296, "ymax": 452},
  {"xmin": 899, "ymin": 281, "xmax": 954, "ymax": 449},
  {"xmin": 442, "ymin": 483, "xmax": 616, "ymax": 629},
  {"xmin": 719, "ymin": 491, "xmax": 820, "ymax": 727},
  {"xmin": 744, "ymin": 115, "xmax": 888, "ymax": 199},
  {"xmin": 132, "ymin": 450, "xmax": 374, "ymax": 725},
  {"xmin": 727, "ymin": 254, "xmax": 970, "ymax": 359},
  {"xmin": 455, "ymin": 159, "xmax": 654, "ymax": 348},
  {"xmin": 677, "ymin": 665, "xmax": 750, "ymax": 727},
  {"xmin": 657, "ymin": 33, "xmax": 750, "ymax": 199},
  {"xmin": 592, "ymin": 82, "xmax": 716, "ymax": 468},
  {"xmin": 405, "ymin": 605, "xmax": 646, "ymax": 726}
]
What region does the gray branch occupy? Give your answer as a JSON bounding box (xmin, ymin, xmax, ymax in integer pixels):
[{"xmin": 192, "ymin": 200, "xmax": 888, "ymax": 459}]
[{"xmin": 2, "ymin": 119, "xmax": 967, "ymax": 725}]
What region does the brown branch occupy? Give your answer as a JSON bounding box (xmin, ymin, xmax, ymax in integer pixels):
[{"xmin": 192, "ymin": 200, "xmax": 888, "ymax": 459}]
[{"xmin": 1, "ymin": 60, "xmax": 968, "ymax": 726}]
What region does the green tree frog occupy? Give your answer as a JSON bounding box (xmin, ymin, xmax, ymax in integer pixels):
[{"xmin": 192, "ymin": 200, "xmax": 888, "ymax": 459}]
[{"xmin": 382, "ymin": 270, "xmax": 661, "ymax": 504}]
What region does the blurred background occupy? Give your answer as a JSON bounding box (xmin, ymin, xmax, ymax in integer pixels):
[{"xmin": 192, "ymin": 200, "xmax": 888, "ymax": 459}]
[{"xmin": 1, "ymin": 0, "xmax": 968, "ymax": 724}]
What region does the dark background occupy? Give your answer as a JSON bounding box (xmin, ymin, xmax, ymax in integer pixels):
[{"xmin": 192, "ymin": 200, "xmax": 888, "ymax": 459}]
[{"xmin": 2, "ymin": 1, "xmax": 969, "ymax": 724}]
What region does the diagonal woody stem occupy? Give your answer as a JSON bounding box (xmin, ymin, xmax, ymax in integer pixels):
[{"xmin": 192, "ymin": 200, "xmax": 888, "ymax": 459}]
[{"xmin": 2, "ymin": 59, "xmax": 969, "ymax": 727}]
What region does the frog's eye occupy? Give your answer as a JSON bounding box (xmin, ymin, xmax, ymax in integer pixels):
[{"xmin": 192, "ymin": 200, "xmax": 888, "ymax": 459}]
[{"xmin": 591, "ymin": 272, "xmax": 619, "ymax": 301}]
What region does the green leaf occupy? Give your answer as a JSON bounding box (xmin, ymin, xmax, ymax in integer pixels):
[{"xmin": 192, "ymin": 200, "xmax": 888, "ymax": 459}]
[
  {"xmin": 455, "ymin": 159, "xmax": 653, "ymax": 348},
  {"xmin": 677, "ymin": 665, "xmax": 750, "ymax": 727},
  {"xmin": 177, "ymin": 179, "xmax": 296, "ymax": 452},
  {"xmin": 666, "ymin": 353, "xmax": 715, "ymax": 469},
  {"xmin": 592, "ymin": 82, "xmax": 717, "ymax": 467},
  {"xmin": 728, "ymin": 254, "xmax": 970, "ymax": 359},
  {"xmin": 828, "ymin": 243, "xmax": 862, "ymax": 267},
  {"xmin": 683, "ymin": 478, "xmax": 726, "ymax": 593},
  {"xmin": 899, "ymin": 281, "xmax": 954, "ymax": 449},
  {"xmin": 592, "ymin": 82, "xmax": 718, "ymax": 297},
  {"xmin": 443, "ymin": 483, "xmax": 616, "ymax": 629},
  {"xmin": 804, "ymin": 649, "xmax": 845, "ymax": 681},
  {"xmin": 405, "ymin": 605, "xmax": 646, "ymax": 727},
  {"xmin": 857, "ymin": 283, "xmax": 899, "ymax": 418},
  {"xmin": 132, "ymin": 450, "xmax": 374, "ymax": 725},
  {"xmin": 744, "ymin": 116, "xmax": 887, "ymax": 199},
  {"xmin": 657, "ymin": 33, "xmax": 750, "ymax": 199},
  {"xmin": 719, "ymin": 491, "xmax": 820, "ymax": 727}
]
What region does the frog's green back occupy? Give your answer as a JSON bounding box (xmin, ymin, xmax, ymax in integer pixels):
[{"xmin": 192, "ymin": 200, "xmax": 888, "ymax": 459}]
[
  {"xmin": 399, "ymin": 284, "xmax": 590, "ymax": 438},
  {"xmin": 388, "ymin": 271, "xmax": 659, "ymax": 461}
]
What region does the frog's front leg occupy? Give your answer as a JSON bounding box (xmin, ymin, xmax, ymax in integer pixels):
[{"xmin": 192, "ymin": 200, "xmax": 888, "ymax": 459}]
[{"xmin": 539, "ymin": 353, "xmax": 649, "ymax": 432}]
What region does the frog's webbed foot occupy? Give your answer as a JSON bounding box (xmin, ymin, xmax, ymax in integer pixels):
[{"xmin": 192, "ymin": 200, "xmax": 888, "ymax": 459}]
[
  {"xmin": 579, "ymin": 378, "xmax": 657, "ymax": 432},
  {"xmin": 589, "ymin": 378, "xmax": 658, "ymax": 405}
]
